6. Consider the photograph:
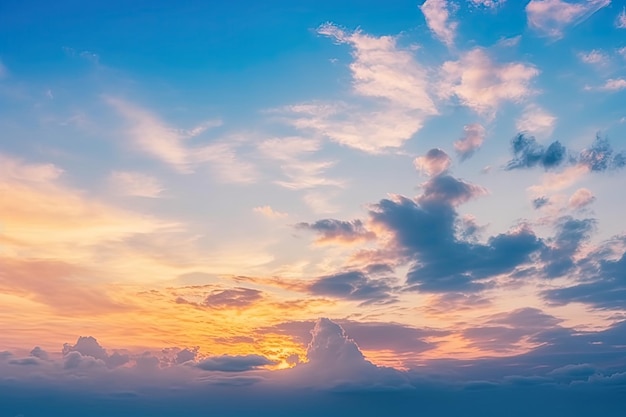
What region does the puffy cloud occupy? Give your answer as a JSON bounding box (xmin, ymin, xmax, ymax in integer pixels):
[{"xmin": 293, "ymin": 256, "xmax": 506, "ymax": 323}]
[
  {"xmin": 569, "ymin": 188, "xmax": 595, "ymax": 209},
  {"xmin": 420, "ymin": 0, "xmax": 457, "ymax": 47},
  {"xmin": 454, "ymin": 124, "xmax": 485, "ymax": 161},
  {"xmin": 414, "ymin": 148, "xmax": 452, "ymax": 176},
  {"xmin": 196, "ymin": 354, "xmax": 276, "ymax": 372},
  {"xmin": 515, "ymin": 105, "xmax": 556, "ymax": 137},
  {"xmin": 579, "ymin": 136, "xmax": 626, "ymax": 171},
  {"xmin": 505, "ymin": 134, "xmax": 566, "ymax": 170},
  {"xmin": 308, "ymin": 271, "xmax": 396, "ymax": 304},
  {"xmin": 541, "ymin": 217, "xmax": 595, "ymax": 278},
  {"xmin": 439, "ymin": 48, "xmax": 538, "ymax": 116},
  {"xmin": 63, "ymin": 336, "xmax": 129, "ymax": 369},
  {"xmin": 296, "ymin": 219, "xmax": 376, "ymax": 244},
  {"xmin": 526, "ymin": 0, "xmax": 610, "ymax": 39},
  {"xmin": 369, "ymin": 169, "xmax": 541, "ymax": 293},
  {"xmin": 204, "ymin": 288, "xmax": 263, "ymax": 309},
  {"xmin": 175, "ymin": 348, "xmax": 198, "ymax": 364},
  {"xmin": 578, "ymin": 49, "xmax": 608, "ymax": 65},
  {"xmin": 109, "ymin": 171, "xmax": 164, "ymax": 198},
  {"xmin": 29, "ymin": 347, "xmax": 49, "ymax": 360}
]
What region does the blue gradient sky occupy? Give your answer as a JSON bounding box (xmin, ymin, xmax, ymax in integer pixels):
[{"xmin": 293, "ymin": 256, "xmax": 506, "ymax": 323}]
[{"xmin": 1, "ymin": 1, "xmax": 626, "ymax": 415}]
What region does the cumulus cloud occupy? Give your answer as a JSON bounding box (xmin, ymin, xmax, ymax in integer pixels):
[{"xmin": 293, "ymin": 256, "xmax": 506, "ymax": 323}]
[
  {"xmin": 569, "ymin": 188, "xmax": 595, "ymax": 209},
  {"xmin": 109, "ymin": 171, "xmax": 164, "ymax": 198},
  {"xmin": 439, "ymin": 48, "xmax": 538, "ymax": 116},
  {"xmin": 296, "ymin": 219, "xmax": 376, "ymax": 244},
  {"xmin": 414, "ymin": 148, "xmax": 452, "ymax": 176},
  {"xmin": 454, "ymin": 124, "xmax": 485, "ymax": 161},
  {"xmin": 308, "ymin": 271, "xmax": 396, "ymax": 304},
  {"xmin": 420, "ymin": 0, "xmax": 457, "ymax": 47},
  {"xmin": 506, "ymin": 134, "xmax": 566, "ymax": 170},
  {"xmin": 63, "ymin": 336, "xmax": 129, "ymax": 369},
  {"xmin": 579, "ymin": 136, "xmax": 626, "ymax": 171},
  {"xmin": 516, "ymin": 105, "xmax": 556, "ymax": 137},
  {"xmin": 541, "ymin": 217, "xmax": 595, "ymax": 278},
  {"xmin": 366, "ymin": 157, "xmax": 541, "ymax": 293},
  {"xmin": 526, "ymin": 0, "xmax": 610, "ymax": 39},
  {"xmin": 578, "ymin": 49, "xmax": 608, "ymax": 65}
]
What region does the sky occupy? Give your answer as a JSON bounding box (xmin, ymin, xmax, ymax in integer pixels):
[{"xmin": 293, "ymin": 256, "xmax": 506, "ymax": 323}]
[{"xmin": 1, "ymin": 0, "xmax": 626, "ymax": 415}]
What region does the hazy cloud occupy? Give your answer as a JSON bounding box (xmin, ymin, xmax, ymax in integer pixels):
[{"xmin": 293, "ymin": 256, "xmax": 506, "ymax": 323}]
[
  {"xmin": 526, "ymin": 0, "xmax": 610, "ymax": 39},
  {"xmin": 420, "ymin": 0, "xmax": 457, "ymax": 47},
  {"xmin": 454, "ymin": 124, "xmax": 485, "ymax": 161}
]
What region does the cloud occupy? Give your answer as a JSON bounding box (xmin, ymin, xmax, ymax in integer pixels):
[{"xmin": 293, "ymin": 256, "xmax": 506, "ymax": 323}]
[
  {"xmin": 368, "ymin": 162, "xmax": 541, "ymax": 293},
  {"xmin": 257, "ymin": 136, "xmax": 343, "ymax": 190},
  {"xmin": 542, "ymin": 237, "xmax": 626, "ymax": 309},
  {"xmin": 109, "ymin": 171, "xmax": 164, "ymax": 198},
  {"xmin": 439, "ymin": 48, "xmax": 538, "ymax": 116},
  {"xmin": 526, "ymin": 0, "xmax": 610, "ymax": 39},
  {"xmin": 454, "ymin": 124, "xmax": 485, "ymax": 161},
  {"xmin": 579, "ymin": 136, "xmax": 626, "ymax": 171},
  {"xmin": 308, "ymin": 271, "xmax": 396, "ymax": 304},
  {"xmin": 280, "ymin": 24, "xmax": 437, "ymax": 153},
  {"xmin": 578, "ymin": 49, "xmax": 608, "ymax": 65},
  {"xmin": 63, "ymin": 336, "xmax": 129, "ymax": 369},
  {"xmin": 420, "ymin": 0, "xmax": 457, "ymax": 47},
  {"xmin": 253, "ymin": 205, "xmax": 288, "ymax": 219},
  {"xmin": 541, "ymin": 217, "xmax": 595, "ymax": 278},
  {"xmin": 296, "ymin": 219, "xmax": 376, "ymax": 244},
  {"xmin": 516, "ymin": 105, "xmax": 556, "ymax": 137},
  {"xmin": 598, "ymin": 78, "xmax": 626, "ymax": 91},
  {"xmin": 470, "ymin": 0, "xmax": 506, "ymax": 7},
  {"xmin": 196, "ymin": 354, "xmax": 276, "ymax": 372},
  {"xmin": 532, "ymin": 196, "xmax": 550, "ymax": 209},
  {"xmin": 617, "ymin": 7, "xmax": 626, "ymax": 28},
  {"xmin": 203, "ymin": 288, "xmax": 263, "ymax": 309},
  {"xmin": 505, "ymin": 134, "xmax": 566, "ymax": 170},
  {"xmin": 414, "ymin": 148, "xmax": 452, "ymax": 176},
  {"xmin": 106, "ymin": 97, "xmax": 255, "ymax": 182},
  {"xmin": 569, "ymin": 188, "xmax": 595, "ymax": 209}
]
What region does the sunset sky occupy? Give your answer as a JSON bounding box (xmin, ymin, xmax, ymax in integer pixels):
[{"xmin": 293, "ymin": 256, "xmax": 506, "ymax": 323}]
[{"xmin": 1, "ymin": 0, "xmax": 626, "ymax": 415}]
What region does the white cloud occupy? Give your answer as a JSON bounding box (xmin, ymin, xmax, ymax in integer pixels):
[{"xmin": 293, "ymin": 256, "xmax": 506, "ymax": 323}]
[
  {"xmin": 105, "ymin": 97, "xmax": 256, "ymax": 183},
  {"xmin": 526, "ymin": 0, "xmax": 611, "ymax": 39},
  {"xmin": 578, "ymin": 49, "xmax": 608, "ymax": 65},
  {"xmin": 420, "ymin": 0, "xmax": 457, "ymax": 47},
  {"xmin": 281, "ymin": 25, "xmax": 437, "ymax": 153},
  {"xmin": 470, "ymin": 0, "xmax": 506, "ymax": 7},
  {"xmin": 516, "ymin": 105, "xmax": 557, "ymax": 137},
  {"xmin": 454, "ymin": 123, "xmax": 486, "ymax": 161},
  {"xmin": 253, "ymin": 205, "xmax": 288, "ymax": 219},
  {"xmin": 439, "ymin": 48, "xmax": 539, "ymax": 117},
  {"xmin": 599, "ymin": 78, "xmax": 626, "ymax": 91},
  {"xmin": 617, "ymin": 7, "xmax": 626, "ymax": 28},
  {"xmin": 258, "ymin": 136, "xmax": 343, "ymax": 189},
  {"xmin": 0, "ymin": 154, "xmax": 63, "ymax": 183},
  {"xmin": 109, "ymin": 171, "xmax": 164, "ymax": 198},
  {"xmin": 618, "ymin": 47, "xmax": 626, "ymax": 59}
]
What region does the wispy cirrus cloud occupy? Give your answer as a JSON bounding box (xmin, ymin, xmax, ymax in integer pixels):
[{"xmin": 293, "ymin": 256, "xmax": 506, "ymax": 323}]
[
  {"xmin": 109, "ymin": 171, "xmax": 165, "ymax": 198},
  {"xmin": 106, "ymin": 97, "xmax": 256, "ymax": 183},
  {"xmin": 616, "ymin": 7, "xmax": 626, "ymax": 28},
  {"xmin": 439, "ymin": 48, "xmax": 539, "ymax": 117},
  {"xmin": 420, "ymin": 0, "xmax": 457, "ymax": 47},
  {"xmin": 280, "ymin": 24, "xmax": 437, "ymax": 153},
  {"xmin": 253, "ymin": 205, "xmax": 288, "ymax": 219},
  {"xmin": 526, "ymin": 0, "xmax": 611, "ymax": 39}
]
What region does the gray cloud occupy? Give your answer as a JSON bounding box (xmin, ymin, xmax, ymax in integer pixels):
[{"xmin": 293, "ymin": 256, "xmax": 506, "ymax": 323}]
[
  {"xmin": 196, "ymin": 354, "xmax": 276, "ymax": 372},
  {"xmin": 295, "ymin": 219, "xmax": 376, "ymax": 243},
  {"xmin": 308, "ymin": 270, "xmax": 396, "ymax": 304},
  {"xmin": 506, "ymin": 133, "xmax": 566, "ymax": 170}
]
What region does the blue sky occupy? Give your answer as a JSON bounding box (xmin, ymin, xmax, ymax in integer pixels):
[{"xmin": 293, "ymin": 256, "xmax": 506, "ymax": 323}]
[{"xmin": 1, "ymin": 0, "xmax": 626, "ymax": 415}]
